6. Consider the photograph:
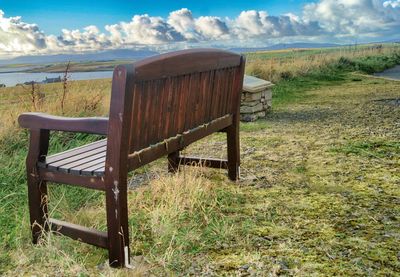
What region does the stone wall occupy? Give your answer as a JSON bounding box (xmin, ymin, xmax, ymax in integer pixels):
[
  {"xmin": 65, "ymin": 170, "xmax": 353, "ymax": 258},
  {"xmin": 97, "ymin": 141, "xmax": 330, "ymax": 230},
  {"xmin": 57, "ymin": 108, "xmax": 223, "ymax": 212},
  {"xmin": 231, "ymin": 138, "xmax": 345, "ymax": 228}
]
[{"xmin": 240, "ymin": 75, "xmax": 274, "ymax": 122}]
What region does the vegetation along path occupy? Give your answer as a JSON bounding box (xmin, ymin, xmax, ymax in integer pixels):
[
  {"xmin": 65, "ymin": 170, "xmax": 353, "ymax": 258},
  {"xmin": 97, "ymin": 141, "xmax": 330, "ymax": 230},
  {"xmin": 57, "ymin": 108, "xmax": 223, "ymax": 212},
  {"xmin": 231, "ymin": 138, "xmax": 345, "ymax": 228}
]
[{"xmin": 0, "ymin": 70, "xmax": 399, "ymax": 275}]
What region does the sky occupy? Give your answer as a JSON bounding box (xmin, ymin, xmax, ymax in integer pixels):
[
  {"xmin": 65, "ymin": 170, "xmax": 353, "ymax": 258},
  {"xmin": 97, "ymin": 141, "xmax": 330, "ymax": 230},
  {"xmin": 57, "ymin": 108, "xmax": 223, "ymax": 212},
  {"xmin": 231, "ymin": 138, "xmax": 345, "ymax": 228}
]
[{"xmin": 0, "ymin": 0, "xmax": 399, "ymax": 58}]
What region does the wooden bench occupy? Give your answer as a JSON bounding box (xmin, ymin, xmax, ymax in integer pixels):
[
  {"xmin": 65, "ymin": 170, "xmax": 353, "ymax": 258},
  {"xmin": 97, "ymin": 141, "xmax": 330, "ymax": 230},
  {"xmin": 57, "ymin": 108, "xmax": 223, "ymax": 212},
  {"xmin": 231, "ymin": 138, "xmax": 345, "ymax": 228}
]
[{"xmin": 18, "ymin": 49, "xmax": 245, "ymax": 267}]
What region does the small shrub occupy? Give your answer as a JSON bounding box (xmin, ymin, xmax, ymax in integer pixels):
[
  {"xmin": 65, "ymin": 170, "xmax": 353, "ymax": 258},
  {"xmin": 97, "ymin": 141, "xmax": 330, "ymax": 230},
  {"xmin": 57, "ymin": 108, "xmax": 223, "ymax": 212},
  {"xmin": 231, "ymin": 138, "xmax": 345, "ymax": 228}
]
[
  {"xmin": 280, "ymin": 71, "xmax": 293, "ymax": 80},
  {"xmin": 336, "ymin": 57, "xmax": 356, "ymax": 69}
]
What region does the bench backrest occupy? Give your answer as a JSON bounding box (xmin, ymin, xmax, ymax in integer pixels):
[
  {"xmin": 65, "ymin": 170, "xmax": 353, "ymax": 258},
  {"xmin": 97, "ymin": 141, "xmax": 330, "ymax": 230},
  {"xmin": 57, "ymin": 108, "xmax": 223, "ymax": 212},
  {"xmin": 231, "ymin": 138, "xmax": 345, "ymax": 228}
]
[{"xmin": 106, "ymin": 49, "xmax": 245, "ymax": 161}]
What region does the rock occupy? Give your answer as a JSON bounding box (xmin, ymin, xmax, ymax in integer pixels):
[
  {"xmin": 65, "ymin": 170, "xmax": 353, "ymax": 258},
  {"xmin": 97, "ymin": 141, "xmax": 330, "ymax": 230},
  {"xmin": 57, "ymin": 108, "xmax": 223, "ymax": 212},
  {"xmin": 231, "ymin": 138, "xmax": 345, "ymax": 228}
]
[
  {"xmin": 241, "ymin": 99, "xmax": 261, "ymax": 107},
  {"xmin": 242, "ymin": 91, "xmax": 264, "ymax": 102},
  {"xmin": 240, "ymin": 111, "xmax": 266, "ymax": 122},
  {"xmin": 243, "ymin": 75, "xmax": 274, "ymax": 92},
  {"xmin": 240, "ymin": 103, "xmax": 264, "ymax": 114},
  {"xmin": 241, "ymin": 75, "xmax": 274, "ymax": 122},
  {"xmin": 263, "ymin": 90, "xmax": 272, "ymax": 101}
]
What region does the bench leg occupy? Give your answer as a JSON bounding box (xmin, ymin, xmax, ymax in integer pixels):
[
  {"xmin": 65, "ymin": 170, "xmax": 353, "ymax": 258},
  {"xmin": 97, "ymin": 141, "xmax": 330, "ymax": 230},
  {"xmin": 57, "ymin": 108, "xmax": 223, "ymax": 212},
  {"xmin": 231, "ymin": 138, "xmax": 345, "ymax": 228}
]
[
  {"xmin": 227, "ymin": 123, "xmax": 240, "ymax": 181},
  {"xmin": 168, "ymin": 151, "xmax": 180, "ymax": 173},
  {"xmin": 27, "ymin": 177, "xmax": 48, "ymax": 243},
  {"xmin": 105, "ymin": 177, "xmax": 130, "ymax": 268},
  {"xmin": 26, "ymin": 129, "xmax": 50, "ymax": 243}
]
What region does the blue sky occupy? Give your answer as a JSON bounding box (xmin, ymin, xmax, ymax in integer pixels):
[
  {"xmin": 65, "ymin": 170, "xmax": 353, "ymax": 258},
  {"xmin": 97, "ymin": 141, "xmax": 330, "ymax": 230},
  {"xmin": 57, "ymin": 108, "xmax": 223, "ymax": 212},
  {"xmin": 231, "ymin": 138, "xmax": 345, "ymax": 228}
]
[
  {"xmin": 1, "ymin": 0, "xmax": 310, "ymax": 34},
  {"xmin": 0, "ymin": 0, "xmax": 399, "ymax": 57}
]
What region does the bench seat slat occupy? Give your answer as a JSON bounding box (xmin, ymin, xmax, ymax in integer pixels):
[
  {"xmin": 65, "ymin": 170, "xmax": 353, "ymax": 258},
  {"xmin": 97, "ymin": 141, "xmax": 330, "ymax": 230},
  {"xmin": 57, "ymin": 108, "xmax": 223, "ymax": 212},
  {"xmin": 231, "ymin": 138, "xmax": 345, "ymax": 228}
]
[
  {"xmin": 47, "ymin": 145, "xmax": 107, "ymax": 168},
  {"xmin": 69, "ymin": 156, "xmax": 107, "ymax": 175},
  {"xmin": 56, "ymin": 151, "xmax": 106, "ymax": 171},
  {"xmin": 93, "ymin": 166, "xmax": 106, "ymax": 176},
  {"xmin": 45, "ymin": 139, "xmax": 107, "ymax": 164},
  {"xmin": 38, "ymin": 140, "xmax": 107, "ymax": 177}
]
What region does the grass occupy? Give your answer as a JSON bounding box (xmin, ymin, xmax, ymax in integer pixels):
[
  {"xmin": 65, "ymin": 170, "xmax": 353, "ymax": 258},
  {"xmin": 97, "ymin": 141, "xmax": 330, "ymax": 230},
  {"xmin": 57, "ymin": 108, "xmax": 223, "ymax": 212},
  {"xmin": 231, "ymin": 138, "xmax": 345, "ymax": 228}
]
[
  {"xmin": 331, "ymin": 140, "xmax": 400, "ymax": 159},
  {"xmin": 0, "ymin": 45, "xmax": 399, "ymax": 275},
  {"xmin": 261, "ymin": 45, "xmax": 400, "ymax": 107},
  {"xmin": 245, "ymin": 43, "xmax": 400, "ymax": 83}
]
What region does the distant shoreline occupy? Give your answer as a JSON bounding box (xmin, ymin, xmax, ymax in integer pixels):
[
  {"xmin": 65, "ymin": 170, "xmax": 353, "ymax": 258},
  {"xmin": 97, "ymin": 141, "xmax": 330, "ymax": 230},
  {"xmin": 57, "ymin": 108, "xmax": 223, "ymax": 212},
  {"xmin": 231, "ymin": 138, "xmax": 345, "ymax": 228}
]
[
  {"xmin": 0, "ymin": 60, "xmax": 128, "ymax": 75},
  {"xmin": 0, "ymin": 70, "xmax": 113, "ymax": 87},
  {"xmin": 0, "ymin": 68, "xmax": 113, "ymax": 74}
]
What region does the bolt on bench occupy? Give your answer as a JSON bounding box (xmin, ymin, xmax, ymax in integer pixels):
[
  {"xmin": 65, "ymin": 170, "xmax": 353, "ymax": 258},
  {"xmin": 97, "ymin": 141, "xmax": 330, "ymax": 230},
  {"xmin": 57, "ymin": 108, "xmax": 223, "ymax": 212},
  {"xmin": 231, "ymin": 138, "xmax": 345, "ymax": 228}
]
[{"xmin": 19, "ymin": 49, "xmax": 245, "ymax": 267}]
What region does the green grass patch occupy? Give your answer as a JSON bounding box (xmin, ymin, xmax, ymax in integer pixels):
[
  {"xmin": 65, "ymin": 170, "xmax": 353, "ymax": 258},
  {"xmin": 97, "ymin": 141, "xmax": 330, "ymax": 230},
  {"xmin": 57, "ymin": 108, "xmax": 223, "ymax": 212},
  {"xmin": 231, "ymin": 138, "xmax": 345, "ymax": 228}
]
[
  {"xmin": 272, "ymin": 69, "xmax": 347, "ymax": 106},
  {"xmin": 271, "ymin": 51, "xmax": 400, "ymax": 106},
  {"xmin": 331, "ymin": 141, "xmax": 400, "ymax": 159}
]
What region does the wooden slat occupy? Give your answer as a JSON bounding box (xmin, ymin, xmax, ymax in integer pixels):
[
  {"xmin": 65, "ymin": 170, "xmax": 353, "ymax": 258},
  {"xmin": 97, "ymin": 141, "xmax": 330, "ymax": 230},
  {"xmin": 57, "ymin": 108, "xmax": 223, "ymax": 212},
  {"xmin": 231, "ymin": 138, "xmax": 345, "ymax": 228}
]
[
  {"xmin": 93, "ymin": 166, "xmax": 105, "ymax": 176},
  {"xmin": 45, "ymin": 139, "xmax": 107, "ymax": 164},
  {"xmin": 155, "ymin": 79, "xmax": 166, "ymax": 143},
  {"xmin": 47, "ymin": 145, "xmax": 106, "ymax": 169},
  {"xmin": 39, "ymin": 169, "xmax": 105, "ymax": 190},
  {"xmin": 55, "ymin": 152, "xmax": 106, "ymax": 173},
  {"xmin": 163, "ymin": 77, "xmax": 174, "ymax": 140},
  {"xmin": 69, "ymin": 156, "xmax": 106, "ymax": 175},
  {"xmin": 49, "ymin": 218, "xmax": 108, "ymax": 249},
  {"xmin": 177, "ymin": 75, "xmax": 189, "ymax": 134},
  {"xmin": 168, "ymin": 76, "xmax": 180, "ymax": 138},
  {"xmin": 81, "ymin": 163, "xmax": 106, "ymax": 176},
  {"xmin": 128, "ymin": 82, "xmax": 143, "ymax": 151},
  {"xmin": 151, "ymin": 80, "xmax": 162, "ymax": 145},
  {"xmin": 225, "ymin": 68, "xmax": 234, "ymax": 114},
  {"xmin": 184, "ymin": 74, "xmax": 195, "ymax": 131},
  {"xmin": 205, "ymin": 70, "xmax": 215, "ymax": 122},
  {"xmin": 139, "ymin": 84, "xmax": 150, "ymax": 149},
  {"xmin": 192, "ymin": 72, "xmax": 201, "ymax": 128}
]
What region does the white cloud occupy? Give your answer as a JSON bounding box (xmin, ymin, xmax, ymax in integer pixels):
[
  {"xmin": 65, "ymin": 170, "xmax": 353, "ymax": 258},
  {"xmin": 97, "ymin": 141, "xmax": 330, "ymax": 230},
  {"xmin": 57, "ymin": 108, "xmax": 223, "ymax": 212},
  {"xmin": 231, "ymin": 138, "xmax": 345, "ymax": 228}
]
[
  {"xmin": 105, "ymin": 14, "xmax": 185, "ymax": 45},
  {"xmin": 303, "ymin": 0, "xmax": 400, "ymax": 37},
  {"xmin": 231, "ymin": 10, "xmax": 323, "ymax": 40},
  {"xmin": 167, "ymin": 9, "xmax": 230, "ymax": 41},
  {"xmin": 0, "ymin": 10, "xmax": 47, "ymax": 55},
  {"xmin": 384, "ymin": 0, "xmax": 400, "ymax": 8},
  {"xmin": 167, "ymin": 8, "xmax": 198, "ymax": 41},
  {"xmin": 56, "ymin": 25, "xmax": 111, "ymax": 51},
  {"xmin": 0, "ymin": 1, "xmax": 399, "ymax": 57},
  {"xmin": 195, "ymin": 16, "xmax": 230, "ymax": 40}
]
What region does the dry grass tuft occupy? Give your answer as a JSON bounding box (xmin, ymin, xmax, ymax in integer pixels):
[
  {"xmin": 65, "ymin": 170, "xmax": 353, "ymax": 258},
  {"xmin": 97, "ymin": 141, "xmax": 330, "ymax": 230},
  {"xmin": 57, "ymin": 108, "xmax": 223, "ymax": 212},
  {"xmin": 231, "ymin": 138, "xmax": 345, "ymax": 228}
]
[{"xmin": 0, "ymin": 78, "xmax": 111, "ymax": 140}]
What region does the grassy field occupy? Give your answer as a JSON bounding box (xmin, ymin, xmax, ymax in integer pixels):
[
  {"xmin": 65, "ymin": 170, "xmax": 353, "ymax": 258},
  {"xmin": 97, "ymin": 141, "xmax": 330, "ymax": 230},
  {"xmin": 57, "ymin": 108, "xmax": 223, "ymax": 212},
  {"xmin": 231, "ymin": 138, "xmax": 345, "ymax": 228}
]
[
  {"xmin": 0, "ymin": 46, "xmax": 399, "ymax": 276},
  {"xmin": 246, "ymin": 43, "xmax": 400, "ymax": 83}
]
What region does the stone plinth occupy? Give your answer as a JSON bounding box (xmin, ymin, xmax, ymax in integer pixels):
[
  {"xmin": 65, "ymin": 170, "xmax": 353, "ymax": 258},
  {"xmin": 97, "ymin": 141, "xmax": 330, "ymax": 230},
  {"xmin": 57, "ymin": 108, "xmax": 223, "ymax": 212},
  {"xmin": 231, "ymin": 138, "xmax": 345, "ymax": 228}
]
[{"xmin": 241, "ymin": 75, "xmax": 274, "ymax": 122}]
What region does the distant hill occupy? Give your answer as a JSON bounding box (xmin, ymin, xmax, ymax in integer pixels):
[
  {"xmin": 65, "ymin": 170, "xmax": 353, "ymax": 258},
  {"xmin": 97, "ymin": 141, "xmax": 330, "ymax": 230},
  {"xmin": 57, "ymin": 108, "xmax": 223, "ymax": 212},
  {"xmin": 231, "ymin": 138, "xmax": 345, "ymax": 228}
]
[
  {"xmin": 229, "ymin": 42, "xmax": 341, "ymax": 53},
  {"xmin": 382, "ymin": 38, "xmax": 400, "ymax": 43},
  {"xmin": 0, "ymin": 49, "xmax": 159, "ymax": 65}
]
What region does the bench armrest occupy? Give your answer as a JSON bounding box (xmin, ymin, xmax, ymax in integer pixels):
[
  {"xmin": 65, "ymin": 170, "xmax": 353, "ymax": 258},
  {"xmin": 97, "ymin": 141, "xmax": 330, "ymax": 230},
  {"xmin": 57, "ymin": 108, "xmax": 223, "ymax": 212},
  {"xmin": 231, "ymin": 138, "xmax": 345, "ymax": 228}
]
[{"xmin": 18, "ymin": 112, "xmax": 108, "ymax": 135}]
